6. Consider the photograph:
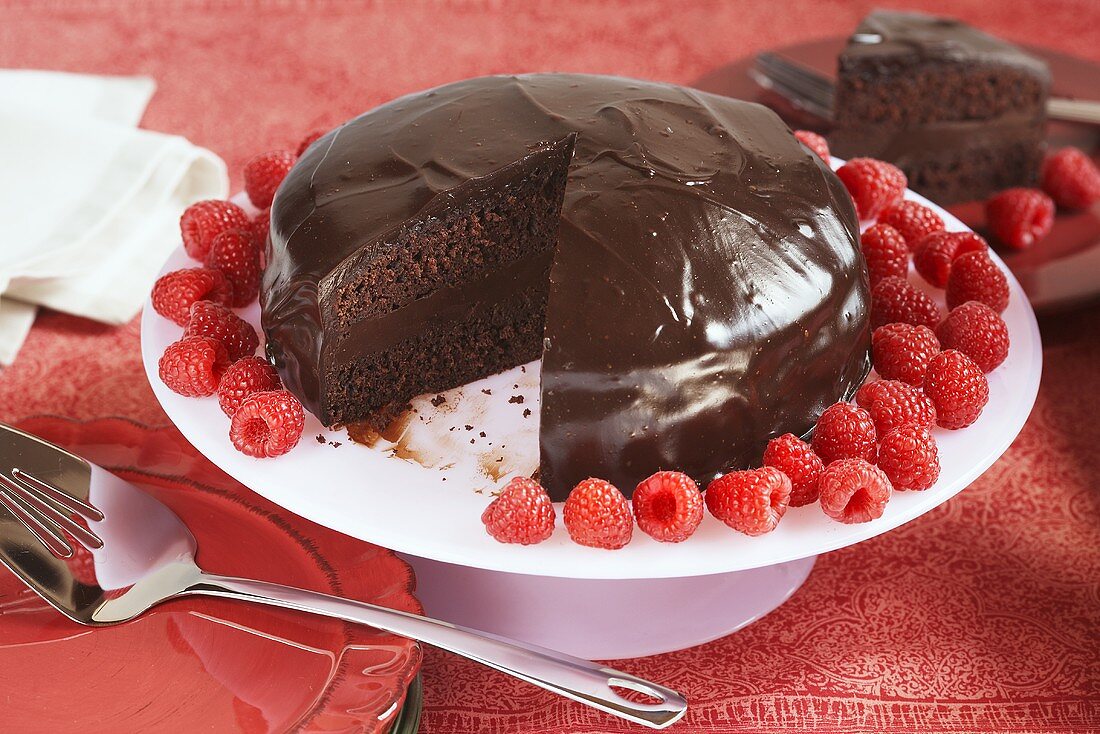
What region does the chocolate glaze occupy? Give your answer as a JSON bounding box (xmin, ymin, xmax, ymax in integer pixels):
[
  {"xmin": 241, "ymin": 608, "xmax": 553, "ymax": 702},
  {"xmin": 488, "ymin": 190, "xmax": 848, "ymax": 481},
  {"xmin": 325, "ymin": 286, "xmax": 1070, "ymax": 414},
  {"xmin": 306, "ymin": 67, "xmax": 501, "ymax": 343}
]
[{"xmin": 263, "ymin": 73, "xmax": 871, "ymax": 499}]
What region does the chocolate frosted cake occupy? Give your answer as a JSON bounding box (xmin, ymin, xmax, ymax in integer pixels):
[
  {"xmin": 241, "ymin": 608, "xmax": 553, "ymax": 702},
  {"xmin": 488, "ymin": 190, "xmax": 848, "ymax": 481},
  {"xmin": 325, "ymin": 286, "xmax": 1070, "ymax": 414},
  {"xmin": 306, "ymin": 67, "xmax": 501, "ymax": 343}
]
[
  {"xmin": 830, "ymin": 11, "xmax": 1050, "ymax": 205},
  {"xmin": 262, "ymin": 73, "xmax": 870, "ymax": 500}
]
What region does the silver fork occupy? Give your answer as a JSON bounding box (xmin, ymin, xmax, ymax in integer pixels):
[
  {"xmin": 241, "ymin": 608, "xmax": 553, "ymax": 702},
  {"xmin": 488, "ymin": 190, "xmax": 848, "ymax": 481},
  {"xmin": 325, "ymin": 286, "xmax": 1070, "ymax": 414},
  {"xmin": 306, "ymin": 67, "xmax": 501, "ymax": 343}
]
[
  {"xmin": 0, "ymin": 423, "xmax": 687, "ymax": 730},
  {"xmin": 752, "ymin": 51, "xmax": 1100, "ymax": 125}
]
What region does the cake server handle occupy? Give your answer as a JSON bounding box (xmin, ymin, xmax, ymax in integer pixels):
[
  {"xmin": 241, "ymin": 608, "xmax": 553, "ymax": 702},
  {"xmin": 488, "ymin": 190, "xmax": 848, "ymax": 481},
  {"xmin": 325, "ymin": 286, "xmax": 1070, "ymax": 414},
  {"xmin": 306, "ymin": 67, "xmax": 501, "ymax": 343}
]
[{"xmin": 186, "ymin": 573, "xmax": 689, "ymax": 730}]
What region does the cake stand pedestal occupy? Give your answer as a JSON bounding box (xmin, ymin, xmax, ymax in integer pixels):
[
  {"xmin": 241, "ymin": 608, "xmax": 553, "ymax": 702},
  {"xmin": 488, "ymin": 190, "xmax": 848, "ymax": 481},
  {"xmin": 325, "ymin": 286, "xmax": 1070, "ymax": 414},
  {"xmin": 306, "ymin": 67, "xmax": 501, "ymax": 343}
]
[{"xmin": 400, "ymin": 553, "xmax": 816, "ymax": 659}]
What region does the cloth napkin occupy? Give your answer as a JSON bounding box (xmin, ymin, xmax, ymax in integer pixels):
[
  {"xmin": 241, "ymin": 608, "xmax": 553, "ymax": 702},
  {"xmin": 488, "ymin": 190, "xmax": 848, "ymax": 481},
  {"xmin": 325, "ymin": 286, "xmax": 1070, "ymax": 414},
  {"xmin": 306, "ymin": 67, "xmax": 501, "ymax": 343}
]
[{"xmin": 0, "ymin": 70, "xmax": 228, "ymax": 365}]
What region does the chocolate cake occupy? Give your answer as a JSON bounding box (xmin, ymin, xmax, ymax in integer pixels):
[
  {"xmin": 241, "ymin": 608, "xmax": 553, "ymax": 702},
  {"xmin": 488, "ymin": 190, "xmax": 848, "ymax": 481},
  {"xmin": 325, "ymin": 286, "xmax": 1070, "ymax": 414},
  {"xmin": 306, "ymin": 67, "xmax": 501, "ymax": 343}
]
[
  {"xmin": 830, "ymin": 11, "xmax": 1050, "ymax": 205},
  {"xmin": 262, "ymin": 73, "xmax": 870, "ymax": 500}
]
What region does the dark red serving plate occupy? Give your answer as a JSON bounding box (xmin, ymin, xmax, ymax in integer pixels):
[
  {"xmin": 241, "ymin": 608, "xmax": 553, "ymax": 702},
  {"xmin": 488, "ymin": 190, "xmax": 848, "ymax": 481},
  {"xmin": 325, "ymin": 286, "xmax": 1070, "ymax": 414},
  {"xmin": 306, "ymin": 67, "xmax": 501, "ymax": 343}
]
[
  {"xmin": 0, "ymin": 417, "xmax": 422, "ymax": 734},
  {"xmin": 694, "ymin": 38, "xmax": 1100, "ymax": 312}
]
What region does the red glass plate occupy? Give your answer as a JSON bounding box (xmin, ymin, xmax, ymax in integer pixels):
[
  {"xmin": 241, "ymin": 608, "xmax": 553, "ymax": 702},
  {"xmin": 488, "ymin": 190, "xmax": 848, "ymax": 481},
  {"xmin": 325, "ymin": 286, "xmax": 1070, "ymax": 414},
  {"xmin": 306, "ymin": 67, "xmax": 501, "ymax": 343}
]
[
  {"xmin": 0, "ymin": 416, "xmax": 422, "ymax": 734},
  {"xmin": 693, "ymin": 38, "xmax": 1100, "ymax": 312}
]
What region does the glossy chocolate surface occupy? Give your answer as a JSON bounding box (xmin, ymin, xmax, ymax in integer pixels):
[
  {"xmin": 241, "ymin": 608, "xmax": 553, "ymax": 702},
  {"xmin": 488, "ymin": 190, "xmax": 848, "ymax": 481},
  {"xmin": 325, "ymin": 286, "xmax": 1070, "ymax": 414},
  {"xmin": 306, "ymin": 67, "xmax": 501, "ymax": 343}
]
[{"xmin": 263, "ymin": 73, "xmax": 870, "ymax": 499}]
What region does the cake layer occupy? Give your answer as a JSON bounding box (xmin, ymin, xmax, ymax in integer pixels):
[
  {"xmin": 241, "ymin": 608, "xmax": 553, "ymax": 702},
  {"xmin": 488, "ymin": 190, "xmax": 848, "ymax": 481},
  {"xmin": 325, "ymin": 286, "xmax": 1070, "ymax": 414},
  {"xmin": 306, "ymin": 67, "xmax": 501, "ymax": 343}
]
[{"xmin": 263, "ymin": 74, "xmax": 871, "ymax": 500}]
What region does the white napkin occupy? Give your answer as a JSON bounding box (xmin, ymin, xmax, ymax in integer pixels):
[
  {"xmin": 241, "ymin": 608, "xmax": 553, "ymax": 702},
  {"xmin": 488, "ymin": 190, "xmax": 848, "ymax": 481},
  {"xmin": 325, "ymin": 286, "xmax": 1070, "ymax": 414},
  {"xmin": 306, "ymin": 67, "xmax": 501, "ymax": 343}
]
[{"xmin": 0, "ymin": 70, "xmax": 229, "ymax": 364}]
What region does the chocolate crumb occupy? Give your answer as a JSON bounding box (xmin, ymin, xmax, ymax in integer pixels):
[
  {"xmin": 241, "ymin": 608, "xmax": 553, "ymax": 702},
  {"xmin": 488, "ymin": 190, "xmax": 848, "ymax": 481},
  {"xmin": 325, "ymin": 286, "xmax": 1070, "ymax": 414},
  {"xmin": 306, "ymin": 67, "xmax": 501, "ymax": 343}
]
[
  {"xmin": 469, "ymin": 438, "xmax": 476, "ymax": 444},
  {"xmin": 449, "ymin": 426, "xmax": 455, "ymax": 432},
  {"xmin": 523, "ymin": 408, "xmax": 532, "ymax": 418},
  {"xmin": 481, "ymin": 388, "xmax": 492, "ymax": 395},
  {"xmin": 479, "ymin": 431, "xmax": 486, "ymax": 438},
  {"xmin": 315, "ymin": 434, "xmax": 326, "ymax": 444},
  {"xmin": 464, "ymin": 425, "xmax": 474, "ymax": 431},
  {"xmin": 431, "ymin": 394, "xmax": 447, "ymax": 407},
  {"xmin": 508, "ymin": 395, "xmax": 525, "ymax": 404},
  {"xmin": 329, "ymin": 441, "xmax": 342, "ymax": 448}
]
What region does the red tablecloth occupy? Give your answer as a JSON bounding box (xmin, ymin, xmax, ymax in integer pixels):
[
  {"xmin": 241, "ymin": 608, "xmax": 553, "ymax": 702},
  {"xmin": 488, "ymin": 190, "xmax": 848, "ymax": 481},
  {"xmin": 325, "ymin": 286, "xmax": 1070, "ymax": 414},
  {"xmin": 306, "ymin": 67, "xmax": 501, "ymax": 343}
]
[{"xmin": 1, "ymin": 2, "xmax": 1098, "ymax": 732}]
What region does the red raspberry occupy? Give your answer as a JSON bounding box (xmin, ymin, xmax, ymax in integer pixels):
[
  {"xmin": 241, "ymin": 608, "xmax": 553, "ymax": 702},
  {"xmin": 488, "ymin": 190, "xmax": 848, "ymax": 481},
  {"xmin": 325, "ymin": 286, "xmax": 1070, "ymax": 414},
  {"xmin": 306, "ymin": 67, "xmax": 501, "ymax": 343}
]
[
  {"xmin": 860, "ymin": 223, "xmax": 909, "ymax": 287},
  {"xmin": 705, "ymin": 467, "xmax": 791, "ymax": 536},
  {"xmin": 229, "ymin": 389, "xmax": 305, "ymax": 458},
  {"xmin": 985, "ymin": 188, "xmax": 1054, "ymax": 250},
  {"xmin": 877, "ymin": 426, "xmax": 940, "ymax": 491},
  {"xmin": 879, "ymin": 199, "xmax": 945, "ymax": 249},
  {"xmin": 151, "ymin": 267, "xmax": 233, "ymax": 326},
  {"xmin": 1041, "ymin": 147, "xmax": 1100, "ymax": 210},
  {"xmin": 244, "ymin": 150, "xmax": 296, "ymax": 209},
  {"xmin": 180, "ymin": 200, "xmax": 251, "ymax": 261},
  {"xmin": 158, "ymin": 336, "xmax": 230, "ymax": 397},
  {"xmin": 184, "ymin": 300, "xmax": 258, "ymax": 362},
  {"xmin": 871, "ymin": 322, "xmax": 940, "ymax": 386},
  {"xmin": 251, "ymin": 207, "xmax": 271, "ymax": 249},
  {"xmin": 296, "ymin": 130, "xmax": 325, "ymax": 157},
  {"xmin": 924, "ymin": 350, "xmax": 989, "ymax": 429},
  {"xmin": 857, "ymin": 380, "xmax": 937, "ymax": 436},
  {"xmin": 481, "ymin": 476, "xmax": 556, "ymax": 545},
  {"xmin": 205, "ymin": 229, "xmax": 262, "ymax": 307},
  {"xmin": 936, "ymin": 301, "xmax": 1009, "ymax": 373},
  {"xmin": 945, "ymin": 251, "xmax": 1009, "ymax": 313},
  {"xmin": 563, "ymin": 478, "xmax": 633, "ymax": 549},
  {"xmin": 794, "ymin": 129, "xmax": 830, "ymax": 163},
  {"xmin": 811, "ymin": 402, "xmax": 877, "ymax": 464},
  {"xmin": 631, "ymin": 471, "xmax": 704, "ymax": 543},
  {"xmin": 870, "ymin": 276, "xmax": 943, "ymax": 330},
  {"xmin": 913, "ymin": 231, "xmax": 988, "ymax": 289},
  {"xmin": 836, "ymin": 158, "xmax": 907, "ymax": 220},
  {"xmin": 762, "ymin": 433, "xmax": 824, "ymax": 507},
  {"xmin": 217, "ymin": 356, "xmax": 281, "ymax": 416},
  {"xmin": 819, "ymin": 458, "xmax": 891, "ymax": 524}
]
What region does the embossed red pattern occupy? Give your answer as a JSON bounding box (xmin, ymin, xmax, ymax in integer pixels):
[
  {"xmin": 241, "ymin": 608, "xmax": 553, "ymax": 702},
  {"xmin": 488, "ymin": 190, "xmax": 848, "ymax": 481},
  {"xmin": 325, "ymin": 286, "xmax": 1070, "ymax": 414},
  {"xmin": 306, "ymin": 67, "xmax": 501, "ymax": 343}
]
[{"xmin": 0, "ymin": 1, "xmax": 1098, "ymax": 732}]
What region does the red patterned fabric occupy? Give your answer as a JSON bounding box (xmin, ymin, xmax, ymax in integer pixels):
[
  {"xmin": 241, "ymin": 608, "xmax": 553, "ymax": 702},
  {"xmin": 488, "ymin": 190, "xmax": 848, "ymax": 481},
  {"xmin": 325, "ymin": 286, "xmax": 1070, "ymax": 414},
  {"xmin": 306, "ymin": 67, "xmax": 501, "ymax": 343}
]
[{"xmin": 1, "ymin": 2, "xmax": 1098, "ymax": 731}]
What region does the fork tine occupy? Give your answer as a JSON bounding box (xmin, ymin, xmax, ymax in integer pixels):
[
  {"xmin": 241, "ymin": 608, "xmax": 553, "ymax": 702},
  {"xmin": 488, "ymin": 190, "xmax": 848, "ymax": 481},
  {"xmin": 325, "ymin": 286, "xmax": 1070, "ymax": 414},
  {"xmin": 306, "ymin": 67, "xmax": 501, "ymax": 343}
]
[
  {"xmin": 0, "ymin": 485, "xmax": 74, "ymax": 558},
  {"xmin": 12, "ymin": 468, "xmax": 104, "ymax": 521},
  {"xmin": 0, "ymin": 473, "xmax": 104, "ymax": 550},
  {"xmin": 754, "ymin": 53, "xmax": 836, "ymax": 111}
]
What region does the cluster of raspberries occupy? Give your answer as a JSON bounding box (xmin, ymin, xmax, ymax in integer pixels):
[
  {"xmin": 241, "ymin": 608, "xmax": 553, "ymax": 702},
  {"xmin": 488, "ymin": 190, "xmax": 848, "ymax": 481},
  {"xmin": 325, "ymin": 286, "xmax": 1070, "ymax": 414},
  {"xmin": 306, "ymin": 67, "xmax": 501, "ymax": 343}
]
[
  {"xmin": 151, "ymin": 132, "xmax": 325, "ymax": 458},
  {"xmin": 483, "ymin": 143, "xmax": 1016, "ymax": 549}
]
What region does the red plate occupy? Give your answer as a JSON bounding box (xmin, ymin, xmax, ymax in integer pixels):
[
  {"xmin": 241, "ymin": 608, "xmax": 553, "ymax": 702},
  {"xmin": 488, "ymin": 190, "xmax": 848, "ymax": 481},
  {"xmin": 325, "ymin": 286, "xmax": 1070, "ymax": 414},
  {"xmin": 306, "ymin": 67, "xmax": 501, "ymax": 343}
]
[
  {"xmin": 0, "ymin": 416, "xmax": 422, "ymax": 734},
  {"xmin": 694, "ymin": 38, "xmax": 1100, "ymax": 312}
]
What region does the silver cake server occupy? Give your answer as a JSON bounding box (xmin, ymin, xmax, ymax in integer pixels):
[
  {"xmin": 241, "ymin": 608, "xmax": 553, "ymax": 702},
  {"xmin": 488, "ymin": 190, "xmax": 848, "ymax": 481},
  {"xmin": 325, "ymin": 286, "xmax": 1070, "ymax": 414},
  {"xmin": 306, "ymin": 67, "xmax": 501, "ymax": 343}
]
[{"xmin": 0, "ymin": 422, "xmax": 687, "ymax": 730}]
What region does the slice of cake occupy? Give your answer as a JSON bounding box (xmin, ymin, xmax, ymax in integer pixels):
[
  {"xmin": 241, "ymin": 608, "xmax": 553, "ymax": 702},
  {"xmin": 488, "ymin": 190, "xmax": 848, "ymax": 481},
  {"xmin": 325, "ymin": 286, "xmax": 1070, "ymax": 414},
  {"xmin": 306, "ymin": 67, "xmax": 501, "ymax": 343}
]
[
  {"xmin": 829, "ymin": 10, "xmax": 1051, "ymax": 205},
  {"xmin": 262, "ymin": 73, "xmax": 871, "ymax": 500}
]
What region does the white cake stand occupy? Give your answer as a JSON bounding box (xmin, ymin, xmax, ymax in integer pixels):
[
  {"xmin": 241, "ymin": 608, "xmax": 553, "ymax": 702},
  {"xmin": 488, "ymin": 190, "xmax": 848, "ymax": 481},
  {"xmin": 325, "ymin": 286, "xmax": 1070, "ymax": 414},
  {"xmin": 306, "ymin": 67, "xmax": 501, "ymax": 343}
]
[{"xmin": 141, "ymin": 187, "xmax": 1042, "ymax": 659}]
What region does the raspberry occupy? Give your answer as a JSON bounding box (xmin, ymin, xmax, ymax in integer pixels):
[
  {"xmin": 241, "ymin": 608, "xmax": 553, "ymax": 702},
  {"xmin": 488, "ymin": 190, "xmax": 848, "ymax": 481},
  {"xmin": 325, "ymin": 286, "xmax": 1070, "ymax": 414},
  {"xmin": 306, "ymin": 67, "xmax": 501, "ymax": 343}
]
[
  {"xmin": 217, "ymin": 356, "xmax": 281, "ymax": 416},
  {"xmin": 244, "ymin": 150, "xmax": 296, "ymax": 209},
  {"xmin": 836, "ymin": 158, "xmax": 907, "ymax": 219},
  {"xmin": 945, "ymin": 251, "xmax": 1009, "ymax": 313},
  {"xmin": 251, "ymin": 207, "xmax": 271, "ymax": 248},
  {"xmin": 481, "ymin": 476, "xmax": 556, "ymax": 545},
  {"xmin": 762, "ymin": 433, "xmax": 824, "ymax": 507},
  {"xmin": 871, "ymin": 322, "xmax": 940, "ymax": 386},
  {"xmin": 562, "ymin": 478, "xmax": 633, "ymax": 549},
  {"xmin": 151, "ymin": 267, "xmax": 233, "ymax": 326},
  {"xmin": 631, "ymin": 471, "xmax": 704, "ymax": 542},
  {"xmin": 936, "ymin": 301, "xmax": 1009, "ymax": 373},
  {"xmin": 877, "ymin": 426, "xmax": 940, "ymax": 491},
  {"xmin": 870, "ymin": 276, "xmax": 943, "ymax": 330},
  {"xmin": 705, "ymin": 467, "xmax": 791, "ymax": 536},
  {"xmin": 924, "ymin": 350, "xmax": 989, "ymax": 429},
  {"xmin": 1041, "ymin": 147, "xmax": 1100, "ymax": 210},
  {"xmin": 229, "ymin": 389, "xmax": 305, "ymax": 458},
  {"xmin": 879, "ymin": 199, "xmax": 945, "ymax": 249},
  {"xmin": 819, "ymin": 458, "xmax": 891, "ymax": 524},
  {"xmin": 811, "ymin": 402, "xmax": 877, "ymax": 464},
  {"xmin": 794, "ymin": 129, "xmax": 830, "ymax": 163},
  {"xmin": 858, "ymin": 379, "xmax": 937, "ymax": 436},
  {"xmin": 158, "ymin": 336, "xmax": 230, "ymax": 397},
  {"xmin": 205, "ymin": 229, "xmax": 262, "ymax": 307},
  {"xmin": 860, "ymin": 223, "xmax": 909, "ymax": 287},
  {"xmin": 985, "ymin": 188, "xmax": 1054, "ymax": 250},
  {"xmin": 184, "ymin": 300, "xmax": 258, "ymax": 362},
  {"xmin": 296, "ymin": 130, "xmax": 325, "ymax": 157},
  {"xmin": 180, "ymin": 200, "xmax": 251, "ymax": 261},
  {"xmin": 913, "ymin": 231, "xmax": 988, "ymax": 288}
]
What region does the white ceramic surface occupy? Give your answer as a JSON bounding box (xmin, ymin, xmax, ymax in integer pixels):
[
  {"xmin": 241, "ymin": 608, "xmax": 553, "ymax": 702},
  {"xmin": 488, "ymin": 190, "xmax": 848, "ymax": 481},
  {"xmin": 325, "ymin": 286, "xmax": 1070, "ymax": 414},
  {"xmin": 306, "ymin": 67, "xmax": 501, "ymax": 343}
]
[{"xmin": 141, "ymin": 181, "xmax": 1042, "ymax": 581}]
